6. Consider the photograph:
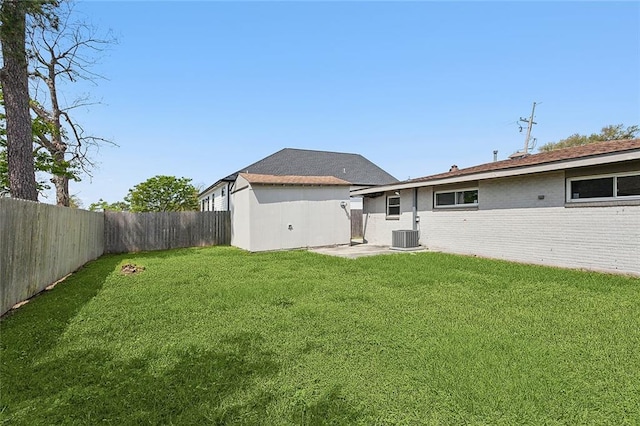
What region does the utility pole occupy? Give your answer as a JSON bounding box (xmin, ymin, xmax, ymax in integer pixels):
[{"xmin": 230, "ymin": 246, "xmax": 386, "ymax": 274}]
[{"xmin": 519, "ymin": 102, "xmax": 538, "ymax": 155}]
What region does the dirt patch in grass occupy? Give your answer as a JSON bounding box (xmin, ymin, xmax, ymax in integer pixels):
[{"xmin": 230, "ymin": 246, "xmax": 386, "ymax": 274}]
[{"xmin": 120, "ymin": 263, "xmax": 145, "ymax": 275}]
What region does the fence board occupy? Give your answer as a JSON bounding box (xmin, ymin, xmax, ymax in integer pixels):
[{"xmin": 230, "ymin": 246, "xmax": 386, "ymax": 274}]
[
  {"xmin": 0, "ymin": 198, "xmax": 104, "ymax": 316},
  {"xmin": 351, "ymin": 209, "xmax": 363, "ymax": 239},
  {"xmin": 104, "ymin": 211, "xmax": 230, "ymax": 253},
  {"xmin": 1, "ymin": 201, "xmax": 230, "ymax": 316}
]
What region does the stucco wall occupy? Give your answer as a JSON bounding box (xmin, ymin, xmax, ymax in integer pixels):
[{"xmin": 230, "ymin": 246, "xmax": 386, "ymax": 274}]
[
  {"xmin": 231, "ymin": 176, "xmax": 350, "ymax": 252},
  {"xmin": 230, "ymin": 180, "xmax": 251, "ymax": 250}
]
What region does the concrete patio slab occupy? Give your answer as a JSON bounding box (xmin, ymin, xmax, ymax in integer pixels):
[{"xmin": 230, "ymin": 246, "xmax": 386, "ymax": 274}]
[{"xmin": 309, "ymin": 244, "xmax": 426, "ymax": 259}]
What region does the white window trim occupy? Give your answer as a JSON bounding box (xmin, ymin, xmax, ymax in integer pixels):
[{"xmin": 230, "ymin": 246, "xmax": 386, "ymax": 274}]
[
  {"xmin": 434, "ymin": 187, "xmax": 479, "ymax": 208},
  {"xmin": 566, "ymin": 171, "xmax": 640, "ymax": 203},
  {"xmin": 386, "ymin": 195, "xmax": 400, "ymax": 217}
]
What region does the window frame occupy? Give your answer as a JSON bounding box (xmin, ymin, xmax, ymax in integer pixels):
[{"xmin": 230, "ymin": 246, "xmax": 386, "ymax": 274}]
[
  {"xmin": 386, "ymin": 195, "xmax": 400, "ymax": 218},
  {"xmin": 566, "ymin": 171, "xmax": 640, "ymax": 203},
  {"xmin": 434, "ymin": 187, "xmax": 479, "ymax": 208}
]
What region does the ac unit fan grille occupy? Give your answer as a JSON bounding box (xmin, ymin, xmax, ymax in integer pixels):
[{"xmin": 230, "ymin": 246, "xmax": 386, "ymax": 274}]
[{"xmin": 392, "ymin": 230, "xmax": 419, "ymax": 248}]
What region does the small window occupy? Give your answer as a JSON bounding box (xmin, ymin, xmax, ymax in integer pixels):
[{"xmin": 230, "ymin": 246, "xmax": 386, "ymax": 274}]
[
  {"xmin": 435, "ymin": 188, "xmax": 478, "ymax": 208},
  {"xmin": 568, "ymin": 173, "xmax": 640, "ymax": 202},
  {"xmin": 222, "ymin": 187, "xmax": 226, "ymax": 197},
  {"xmin": 387, "ymin": 196, "xmax": 400, "ymax": 216},
  {"xmin": 571, "ymin": 177, "xmax": 613, "ymax": 199},
  {"xmin": 617, "ymin": 175, "xmax": 640, "ymax": 197},
  {"xmin": 435, "ymin": 192, "xmax": 455, "ymax": 206}
]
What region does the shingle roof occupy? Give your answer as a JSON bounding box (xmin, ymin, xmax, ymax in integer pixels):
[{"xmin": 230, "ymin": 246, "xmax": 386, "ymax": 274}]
[
  {"xmin": 408, "ymin": 139, "xmax": 640, "ymax": 184},
  {"xmin": 229, "ymin": 148, "xmax": 397, "ymax": 186},
  {"xmin": 239, "ymin": 173, "xmax": 351, "ymax": 186}
]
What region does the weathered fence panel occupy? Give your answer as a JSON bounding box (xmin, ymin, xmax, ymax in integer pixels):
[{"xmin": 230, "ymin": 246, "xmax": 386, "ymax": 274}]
[
  {"xmin": 104, "ymin": 211, "xmax": 230, "ymax": 253},
  {"xmin": 1, "ymin": 203, "xmax": 230, "ymax": 315},
  {"xmin": 0, "ymin": 198, "xmax": 104, "ymax": 316},
  {"xmin": 351, "ymin": 209, "xmax": 363, "ymax": 239}
]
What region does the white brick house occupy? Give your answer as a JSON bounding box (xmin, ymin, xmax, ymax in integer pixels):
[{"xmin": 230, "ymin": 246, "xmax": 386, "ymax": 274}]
[{"xmin": 352, "ymin": 139, "xmax": 640, "ymax": 276}]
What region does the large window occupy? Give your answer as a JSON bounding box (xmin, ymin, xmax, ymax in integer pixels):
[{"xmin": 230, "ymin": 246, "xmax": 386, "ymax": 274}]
[
  {"xmin": 567, "ymin": 172, "xmax": 640, "ymax": 202},
  {"xmin": 386, "ymin": 195, "xmax": 400, "ymax": 217},
  {"xmin": 434, "ymin": 188, "xmax": 478, "ymax": 208}
]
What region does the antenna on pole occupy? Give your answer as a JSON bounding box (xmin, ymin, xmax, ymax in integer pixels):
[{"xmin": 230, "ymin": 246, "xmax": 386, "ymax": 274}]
[{"xmin": 519, "ymin": 102, "xmax": 538, "ymax": 155}]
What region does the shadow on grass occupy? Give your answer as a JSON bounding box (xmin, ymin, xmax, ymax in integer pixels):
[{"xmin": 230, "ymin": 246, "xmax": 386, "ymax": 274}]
[
  {"xmin": 2, "ymin": 330, "xmax": 280, "ymax": 424},
  {"xmin": 1, "ymin": 248, "xmax": 374, "ymax": 424},
  {"xmin": 291, "ymin": 385, "xmax": 366, "ymax": 426},
  {"xmin": 1, "ymin": 254, "xmax": 120, "ymax": 422},
  {"xmin": 0, "ymin": 255, "xmax": 122, "ymax": 352}
]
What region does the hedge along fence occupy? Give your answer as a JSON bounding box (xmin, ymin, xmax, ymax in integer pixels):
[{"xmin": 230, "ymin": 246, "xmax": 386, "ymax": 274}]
[
  {"xmin": 0, "ymin": 198, "xmax": 104, "ymax": 316},
  {"xmin": 1, "ymin": 198, "xmax": 231, "ymax": 316},
  {"xmin": 104, "ymin": 211, "xmax": 230, "ymax": 253}
]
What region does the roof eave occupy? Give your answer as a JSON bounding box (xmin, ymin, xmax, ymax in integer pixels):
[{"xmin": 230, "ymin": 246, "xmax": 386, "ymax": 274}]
[
  {"xmin": 198, "ymin": 176, "xmax": 235, "ymax": 197},
  {"xmin": 351, "ymin": 150, "xmax": 640, "ymax": 196},
  {"xmin": 250, "ymin": 183, "xmax": 351, "ymax": 187}
]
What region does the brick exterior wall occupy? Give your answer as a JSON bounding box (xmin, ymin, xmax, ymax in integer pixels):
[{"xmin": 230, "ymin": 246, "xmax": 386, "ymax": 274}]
[
  {"xmin": 421, "ymin": 206, "xmax": 639, "ymax": 275},
  {"xmin": 479, "ymin": 171, "xmax": 565, "ymax": 209},
  {"xmin": 362, "ymin": 167, "xmax": 640, "ymax": 275}
]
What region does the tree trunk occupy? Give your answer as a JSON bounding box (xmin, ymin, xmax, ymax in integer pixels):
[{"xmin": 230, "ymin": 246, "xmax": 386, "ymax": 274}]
[
  {"xmin": 52, "ymin": 174, "xmax": 69, "ymax": 206},
  {"xmin": 0, "ymin": 0, "xmax": 38, "ymax": 201},
  {"xmin": 51, "ymin": 150, "xmax": 69, "ymax": 206}
]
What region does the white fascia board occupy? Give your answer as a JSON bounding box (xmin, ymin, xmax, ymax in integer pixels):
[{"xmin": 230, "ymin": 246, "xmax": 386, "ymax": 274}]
[
  {"xmin": 351, "ymin": 151, "xmax": 640, "ymax": 196},
  {"xmin": 198, "ymin": 181, "xmax": 228, "ymax": 198}
]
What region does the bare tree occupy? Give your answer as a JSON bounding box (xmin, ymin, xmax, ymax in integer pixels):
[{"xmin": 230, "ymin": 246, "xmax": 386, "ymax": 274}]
[
  {"xmin": 0, "ymin": 0, "xmax": 39, "ymax": 200},
  {"xmin": 27, "ymin": 1, "xmax": 115, "ymax": 206}
]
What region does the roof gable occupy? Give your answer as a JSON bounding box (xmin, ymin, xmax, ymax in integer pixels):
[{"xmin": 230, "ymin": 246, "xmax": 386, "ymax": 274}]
[
  {"xmin": 235, "ymin": 148, "xmax": 397, "ymax": 186},
  {"xmin": 201, "ymin": 148, "xmax": 398, "ymax": 195}
]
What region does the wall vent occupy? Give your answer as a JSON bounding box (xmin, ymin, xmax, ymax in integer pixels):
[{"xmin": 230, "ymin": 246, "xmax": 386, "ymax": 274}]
[{"xmin": 392, "ymin": 230, "xmax": 419, "ymax": 249}]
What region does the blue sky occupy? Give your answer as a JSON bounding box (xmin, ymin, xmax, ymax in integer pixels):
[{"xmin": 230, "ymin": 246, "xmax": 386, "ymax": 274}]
[{"xmin": 54, "ymin": 1, "xmax": 639, "ymax": 207}]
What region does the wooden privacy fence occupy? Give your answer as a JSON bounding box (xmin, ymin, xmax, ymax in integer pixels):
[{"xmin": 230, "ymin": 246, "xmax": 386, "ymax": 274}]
[
  {"xmin": 351, "ymin": 209, "xmax": 363, "ymax": 239},
  {"xmin": 0, "ymin": 198, "xmax": 104, "ymax": 316},
  {"xmin": 1, "ymin": 199, "xmax": 231, "ymax": 316},
  {"xmin": 104, "ymin": 211, "xmax": 230, "ymax": 253}
]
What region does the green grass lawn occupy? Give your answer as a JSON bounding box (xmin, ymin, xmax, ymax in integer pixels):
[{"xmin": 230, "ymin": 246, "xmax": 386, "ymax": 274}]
[{"xmin": 1, "ymin": 247, "xmax": 639, "ymax": 425}]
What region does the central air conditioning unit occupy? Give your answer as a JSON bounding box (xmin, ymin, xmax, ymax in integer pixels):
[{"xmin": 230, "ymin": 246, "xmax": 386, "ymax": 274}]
[{"xmin": 391, "ymin": 230, "xmax": 419, "ymax": 249}]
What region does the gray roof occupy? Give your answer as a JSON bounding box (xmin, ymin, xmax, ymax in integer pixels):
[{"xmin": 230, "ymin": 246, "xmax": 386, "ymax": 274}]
[{"xmin": 201, "ymin": 148, "xmax": 397, "ymax": 194}]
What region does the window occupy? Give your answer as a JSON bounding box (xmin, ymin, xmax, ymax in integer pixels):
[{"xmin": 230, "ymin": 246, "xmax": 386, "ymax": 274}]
[
  {"xmin": 568, "ymin": 172, "xmax": 640, "ymax": 202},
  {"xmin": 386, "ymin": 196, "xmax": 400, "ymax": 216},
  {"xmin": 434, "ymin": 188, "xmax": 478, "ymax": 208},
  {"xmin": 221, "ymin": 187, "xmax": 226, "ymax": 197},
  {"xmin": 617, "ymin": 175, "xmax": 640, "ymax": 197}
]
